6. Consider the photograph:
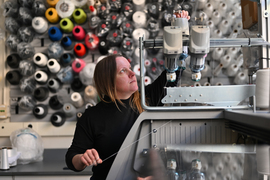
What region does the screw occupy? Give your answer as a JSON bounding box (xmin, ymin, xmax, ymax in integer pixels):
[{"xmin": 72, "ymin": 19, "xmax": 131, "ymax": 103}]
[{"xmin": 153, "ymin": 129, "xmax": 157, "ymax": 133}]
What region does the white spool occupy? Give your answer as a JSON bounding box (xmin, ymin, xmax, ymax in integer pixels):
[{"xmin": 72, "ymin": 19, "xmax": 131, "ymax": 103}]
[
  {"xmin": 228, "ymin": 29, "xmax": 239, "ymax": 38},
  {"xmin": 212, "ymin": 48, "xmax": 224, "ymax": 60},
  {"xmin": 212, "ymin": 63, "xmax": 223, "ymax": 76},
  {"xmin": 212, "ymin": 29, "xmax": 223, "ymax": 38},
  {"xmin": 56, "ymin": 0, "xmax": 75, "ymax": 19},
  {"xmin": 96, "ymin": 55, "xmax": 107, "ymax": 63},
  {"xmin": 226, "ymin": 63, "xmax": 239, "ymax": 77},
  {"xmin": 54, "ymin": 115, "xmax": 63, "ymax": 123},
  {"xmin": 225, "ymin": 11, "xmax": 237, "ymax": 27},
  {"xmin": 132, "ymin": 11, "xmax": 147, "ymax": 28},
  {"xmin": 194, "ymin": 82, "xmax": 201, "ymax": 87},
  {"xmin": 206, "ymin": 167, "xmax": 217, "ymax": 180},
  {"xmin": 211, "ymin": 11, "xmax": 221, "ymax": 26},
  {"xmin": 234, "ymin": 71, "xmax": 247, "ymax": 85},
  {"xmin": 79, "ymin": 63, "xmax": 96, "ymax": 86},
  {"xmin": 235, "ymin": 54, "xmax": 244, "ymax": 67},
  {"xmin": 226, "ymin": 47, "xmax": 239, "ymax": 60},
  {"xmin": 233, "ymin": 21, "xmax": 243, "ymax": 32},
  {"xmin": 218, "ymin": 2, "xmax": 227, "ymax": 17},
  {"xmin": 84, "ymin": 85, "xmax": 97, "ymax": 103},
  {"xmin": 203, "ymin": 3, "xmax": 214, "ymax": 18},
  {"xmin": 209, "ymin": 0, "xmax": 221, "ymax": 9},
  {"xmin": 144, "ymin": 76, "xmax": 152, "ymax": 86},
  {"xmin": 63, "ymin": 103, "xmax": 76, "ymax": 117},
  {"xmin": 132, "ymin": 28, "xmax": 149, "ymax": 47},
  {"xmin": 225, "ymin": 0, "xmax": 237, "ymax": 10},
  {"xmin": 212, "ymin": 155, "xmax": 224, "ymax": 172},
  {"xmin": 218, "ymin": 19, "xmax": 231, "ymax": 35},
  {"xmin": 71, "ymin": 0, "xmax": 88, "ymax": 8},
  {"xmin": 47, "ymin": 78, "xmax": 60, "ymax": 90},
  {"xmin": 33, "ymin": 53, "xmax": 48, "ymax": 67},
  {"xmin": 34, "ymin": 71, "xmax": 48, "ymax": 83},
  {"xmin": 144, "ymin": 59, "xmax": 151, "ymax": 68},
  {"xmin": 32, "ymin": 17, "xmax": 48, "ymax": 34},
  {"xmin": 207, "ymin": 20, "xmax": 215, "ymax": 34},
  {"xmin": 133, "ymin": 64, "xmax": 146, "ymax": 79},
  {"xmin": 255, "ymin": 69, "xmax": 270, "ymax": 109},
  {"xmin": 71, "ymin": 92, "xmax": 84, "ymax": 108},
  {"xmin": 85, "ymin": 102, "xmax": 94, "ymax": 109},
  {"xmin": 132, "ymin": 0, "xmax": 145, "ymax": 11},
  {"xmin": 204, "ymin": 82, "xmax": 211, "ymax": 86},
  {"xmin": 197, "ymin": 0, "xmax": 207, "ymax": 10},
  {"xmin": 220, "ymin": 55, "xmax": 231, "ymax": 68},
  {"xmin": 47, "ymin": 59, "xmax": 61, "ymax": 74},
  {"xmin": 133, "ymin": 47, "xmax": 147, "ymax": 63},
  {"xmin": 34, "ymin": 107, "xmax": 45, "ymax": 115},
  {"xmin": 232, "ymin": 2, "xmax": 242, "ymax": 17},
  {"xmin": 215, "ymin": 82, "xmax": 223, "ymax": 86}
]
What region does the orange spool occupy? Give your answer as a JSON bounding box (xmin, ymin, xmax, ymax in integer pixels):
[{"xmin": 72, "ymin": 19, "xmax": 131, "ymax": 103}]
[
  {"xmin": 74, "ymin": 43, "xmax": 87, "ymax": 57},
  {"xmin": 45, "ymin": 8, "xmax": 60, "ymax": 24},
  {"xmin": 46, "ymin": 0, "xmax": 59, "ymax": 7}
]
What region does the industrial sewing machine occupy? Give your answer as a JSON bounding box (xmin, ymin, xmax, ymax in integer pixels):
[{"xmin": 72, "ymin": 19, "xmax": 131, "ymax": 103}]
[{"xmin": 107, "ymin": 0, "xmax": 270, "ymax": 179}]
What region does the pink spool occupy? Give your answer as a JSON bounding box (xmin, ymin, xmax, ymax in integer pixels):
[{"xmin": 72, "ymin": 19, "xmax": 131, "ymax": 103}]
[
  {"xmin": 72, "ymin": 58, "xmax": 86, "ymax": 73},
  {"xmin": 72, "ymin": 26, "xmax": 86, "ymax": 41}
]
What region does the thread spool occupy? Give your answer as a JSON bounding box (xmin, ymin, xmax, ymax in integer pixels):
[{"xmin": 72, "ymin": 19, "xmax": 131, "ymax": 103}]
[
  {"xmin": 48, "ymin": 42, "xmax": 64, "ymax": 59},
  {"xmin": 133, "ymin": 64, "xmax": 146, "ymax": 79},
  {"xmin": 33, "ymin": 87, "xmax": 49, "ymax": 102},
  {"xmin": 255, "ymin": 69, "xmax": 270, "ymax": 109},
  {"xmin": 212, "ymin": 29, "xmax": 222, "ymax": 38},
  {"xmin": 71, "ymin": 77, "xmax": 85, "ymax": 92},
  {"xmin": 73, "ymin": 8, "xmax": 87, "ymax": 24},
  {"xmin": 32, "ymin": 17, "xmax": 49, "ymax": 34},
  {"xmin": 226, "ymin": 47, "xmax": 239, "ymax": 60},
  {"xmin": 226, "ymin": 64, "xmax": 239, "ymax": 77},
  {"xmin": 79, "ymin": 63, "xmax": 96, "ymax": 85},
  {"xmin": 85, "ymin": 33, "xmax": 99, "ymax": 50},
  {"xmin": 50, "ymin": 112, "xmax": 66, "ymax": 127},
  {"xmin": 225, "ymin": 11, "xmax": 237, "ymax": 27},
  {"xmin": 95, "ymin": 20, "xmax": 111, "ymax": 38},
  {"xmin": 211, "ymin": 11, "xmax": 221, "ymax": 26},
  {"xmin": 71, "ymin": 92, "xmax": 84, "ymax": 108},
  {"xmin": 33, "ymin": 104, "xmax": 48, "ymax": 119},
  {"xmin": 84, "ymin": 85, "xmax": 97, "ymax": 103},
  {"xmin": 6, "ymin": 54, "xmax": 21, "ymax": 68},
  {"xmin": 85, "ymin": 103, "xmax": 94, "ymax": 109},
  {"xmin": 194, "ymin": 82, "xmax": 201, "ymax": 87},
  {"xmin": 76, "ymin": 112, "xmax": 83, "ymax": 120},
  {"xmin": 72, "ymin": 0, "xmax": 88, "ymax": 8},
  {"xmin": 19, "ymin": 60, "xmax": 36, "ymax": 76},
  {"xmin": 47, "ymin": 0, "xmax": 59, "ymax": 7},
  {"xmin": 212, "ymin": 48, "xmax": 224, "ymax": 60},
  {"xmin": 56, "ymin": 0, "xmax": 75, "ymax": 18},
  {"xmin": 88, "ymin": 15, "xmax": 100, "ymax": 30},
  {"xmin": 132, "ymin": 28, "xmax": 149, "ymax": 47},
  {"xmin": 45, "ymin": 8, "xmax": 59, "ymax": 23},
  {"xmin": 57, "ymin": 66, "xmax": 74, "ymax": 84},
  {"xmin": 74, "ymin": 43, "xmax": 87, "ymax": 57},
  {"xmin": 98, "ymin": 40, "xmax": 109, "ymax": 55},
  {"xmin": 196, "ymin": 0, "xmax": 207, "ymax": 9},
  {"xmin": 34, "ymin": 71, "xmax": 48, "ymax": 84},
  {"xmin": 133, "ymin": 47, "xmax": 147, "ymax": 63},
  {"xmin": 218, "ymin": 20, "xmax": 231, "ymax": 35},
  {"xmin": 235, "ymin": 54, "xmax": 244, "ymax": 67},
  {"xmin": 61, "ymin": 36, "xmax": 75, "ymax": 50},
  {"xmin": 203, "ymin": 3, "xmax": 214, "ymax": 18},
  {"xmin": 212, "ymin": 63, "xmax": 223, "ymax": 77},
  {"xmin": 206, "ymin": 20, "xmax": 215, "ymax": 35},
  {"xmin": 47, "ymin": 78, "xmax": 61, "ymax": 93},
  {"xmin": 209, "ymin": 0, "xmax": 220, "ymax": 9},
  {"xmin": 18, "ymin": 95, "xmax": 37, "ymax": 111},
  {"xmin": 47, "ymin": 59, "xmax": 61, "ymax": 74},
  {"xmin": 20, "ymin": 77, "xmax": 36, "ymax": 94},
  {"xmin": 33, "ymin": 53, "xmax": 47, "ymax": 67},
  {"xmin": 218, "ymin": 2, "xmax": 227, "ymax": 17},
  {"xmin": 63, "ymin": 103, "xmax": 76, "ymax": 117},
  {"xmin": 228, "ymin": 29, "xmax": 239, "ymax": 38},
  {"xmin": 132, "ymin": 11, "xmax": 147, "ymax": 28},
  {"xmin": 49, "ymin": 95, "xmax": 63, "ymax": 110},
  {"xmin": 60, "ymin": 53, "xmax": 73, "ymax": 66},
  {"xmin": 72, "ymin": 58, "xmax": 86, "ymax": 73},
  {"xmin": 234, "ymin": 71, "xmax": 247, "ymax": 85},
  {"xmin": 48, "ymin": 26, "xmax": 63, "ymax": 41},
  {"xmin": 0, "ymin": 148, "xmax": 10, "ymax": 170},
  {"xmin": 72, "ymin": 26, "xmax": 86, "ymax": 41},
  {"xmin": 6, "ymin": 70, "xmax": 21, "ymax": 85},
  {"xmin": 132, "ymin": 0, "xmax": 145, "ymax": 11},
  {"xmin": 144, "ymin": 76, "xmax": 152, "ymax": 85},
  {"xmin": 220, "ymin": 55, "xmax": 231, "ymax": 68},
  {"xmin": 60, "ymin": 18, "xmax": 74, "ymax": 33}
]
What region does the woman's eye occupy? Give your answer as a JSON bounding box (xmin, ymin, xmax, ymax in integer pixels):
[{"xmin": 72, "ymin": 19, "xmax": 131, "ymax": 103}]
[{"xmin": 120, "ymin": 69, "xmax": 125, "ymax": 73}]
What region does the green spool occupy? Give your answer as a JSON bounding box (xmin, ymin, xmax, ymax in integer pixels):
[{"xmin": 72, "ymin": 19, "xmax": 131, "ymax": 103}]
[
  {"xmin": 60, "ymin": 18, "xmax": 74, "ymax": 33},
  {"xmin": 72, "ymin": 8, "xmax": 87, "ymax": 25}
]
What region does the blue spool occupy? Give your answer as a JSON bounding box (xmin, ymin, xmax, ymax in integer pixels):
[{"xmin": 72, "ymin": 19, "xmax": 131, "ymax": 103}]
[
  {"xmin": 48, "ymin": 26, "xmax": 63, "ymax": 41},
  {"xmin": 61, "ymin": 36, "xmax": 72, "ymax": 47},
  {"xmin": 61, "ymin": 53, "xmax": 72, "ymax": 66}
]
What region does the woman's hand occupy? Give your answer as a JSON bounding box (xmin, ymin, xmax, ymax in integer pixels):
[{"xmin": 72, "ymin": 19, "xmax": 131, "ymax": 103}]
[
  {"xmin": 174, "ymin": 10, "xmax": 190, "ymax": 20},
  {"xmin": 80, "ymin": 148, "xmax": 103, "ymax": 166},
  {"xmin": 137, "ymin": 176, "xmax": 153, "ymax": 180}
]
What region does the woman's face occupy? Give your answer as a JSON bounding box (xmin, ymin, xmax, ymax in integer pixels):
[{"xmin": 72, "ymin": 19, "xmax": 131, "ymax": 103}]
[{"xmin": 115, "ymin": 56, "xmax": 138, "ymax": 99}]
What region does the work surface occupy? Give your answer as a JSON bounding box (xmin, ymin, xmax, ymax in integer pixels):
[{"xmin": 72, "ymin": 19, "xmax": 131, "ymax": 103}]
[{"xmin": 0, "ymin": 149, "xmax": 92, "ymax": 176}]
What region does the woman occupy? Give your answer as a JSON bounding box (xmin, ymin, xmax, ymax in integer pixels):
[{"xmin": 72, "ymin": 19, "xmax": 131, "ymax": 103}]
[{"xmin": 65, "ymin": 54, "xmax": 180, "ymax": 179}]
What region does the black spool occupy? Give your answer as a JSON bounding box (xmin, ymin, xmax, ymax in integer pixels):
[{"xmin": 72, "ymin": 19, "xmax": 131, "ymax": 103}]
[
  {"xmin": 71, "ymin": 77, "xmax": 85, "ymax": 92},
  {"xmin": 50, "ymin": 112, "xmax": 66, "ymax": 127},
  {"xmin": 33, "ymin": 104, "xmax": 48, "ymax": 119},
  {"xmin": 6, "ymin": 54, "xmax": 21, "ymax": 68},
  {"xmin": 6, "ymin": 70, "xmax": 21, "ymax": 85},
  {"xmin": 98, "ymin": 39, "xmax": 109, "ymax": 55},
  {"xmin": 49, "ymin": 95, "xmax": 63, "ymax": 110},
  {"xmin": 33, "ymin": 87, "xmax": 49, "ymax": 102}
]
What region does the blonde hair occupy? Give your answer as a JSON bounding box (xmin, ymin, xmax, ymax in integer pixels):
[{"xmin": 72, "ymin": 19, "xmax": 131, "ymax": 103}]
[{"xmin": 93, "ymin": 54, "xmax": 144, "ymax": 113}]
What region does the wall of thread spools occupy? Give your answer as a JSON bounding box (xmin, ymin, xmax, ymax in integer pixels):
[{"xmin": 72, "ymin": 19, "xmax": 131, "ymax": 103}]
[{"xmin": 3, "ymin": 0, "xmax": 247, "ymax": 126}]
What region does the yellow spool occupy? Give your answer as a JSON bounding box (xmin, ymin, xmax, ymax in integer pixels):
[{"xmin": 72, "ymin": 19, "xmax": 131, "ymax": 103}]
[
  {"xmin": 60, "ymin": 18, "xmax": 74, "ymax": 33},
  {"xmin": 72, "ymin": 8, "xmax": 87, "ymax": 24},
  {"xmin": 45, "ymin": 8, "xmax": 60, "ymax": 24},
  {"xmin": 46, "ymin": 0, "xmax": 59, "ymax": 7}
]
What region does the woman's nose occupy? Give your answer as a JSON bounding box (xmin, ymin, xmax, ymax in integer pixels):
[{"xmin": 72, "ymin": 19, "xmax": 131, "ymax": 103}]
[{"xmin": 128, "ymin": 69, "xmax": 135, "ymax": 77}]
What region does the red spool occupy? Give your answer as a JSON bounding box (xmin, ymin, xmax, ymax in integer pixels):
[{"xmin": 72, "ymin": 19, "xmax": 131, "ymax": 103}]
[
  {"xmin": 72, "ymin": 25, "xmax": 86, "ymax": 41},
  {"xmin": 85, "ymin": 32, "xmax": 99, "ymax": 50},
  {"xmin": 74, "ymin": 43, "xmax": 87, "ymax": 57},
  {"xmin": 72, "ymin": 58, "xmax": 86, "ymax": 74}
]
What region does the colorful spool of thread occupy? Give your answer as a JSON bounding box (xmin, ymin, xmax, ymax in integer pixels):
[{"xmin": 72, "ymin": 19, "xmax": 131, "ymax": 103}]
[
  {"xmin": 61, "ymin": 53, "xmax": 73, "ymax": 66},
  {"xmin": 85, "ymin": 32, "xmax": 99, "ymax": 50},
  {"xmin": 47, "ymin": 0, "xmax": 59, "ymax": 7},
  {"xmin": 72, "ymin": 26, "xmax": 86, "ymax": 41},
  {"xmin": 60, "ymin": 18, "xmax": 74, "ymax": 33},
  {"xmin": 61, "ymin": 36, "xmax": 75, "ymax": 50},
  {"xmin": 45, "ymin": 8, "xmax": 59, "ymax": 23},
  {"xmin": 74, "ymin": 43, "xmax": 87, "ymax": 57},
  {"xmin": 72, "ymin": 58, "xmax": 86, "ymax": 73},
  {"xmin": 48, "ymin": 26, "xmax": 63, "ymax": 41},
  {"xmin": 73, "ymin": 8, "xmax": 87, "ymax": 24}
]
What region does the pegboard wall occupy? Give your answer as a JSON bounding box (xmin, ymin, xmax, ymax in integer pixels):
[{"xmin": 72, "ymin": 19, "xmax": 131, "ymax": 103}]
[{"xmin": 0, "ymin": 0, "xmax": 253, "ymax": 137}]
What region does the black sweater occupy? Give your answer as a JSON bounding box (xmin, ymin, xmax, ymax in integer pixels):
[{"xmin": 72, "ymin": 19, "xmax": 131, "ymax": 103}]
[{"xmin": 65, "ymin": 70, "xmax": 178, "ymax": 180}]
